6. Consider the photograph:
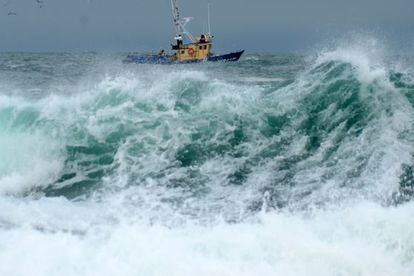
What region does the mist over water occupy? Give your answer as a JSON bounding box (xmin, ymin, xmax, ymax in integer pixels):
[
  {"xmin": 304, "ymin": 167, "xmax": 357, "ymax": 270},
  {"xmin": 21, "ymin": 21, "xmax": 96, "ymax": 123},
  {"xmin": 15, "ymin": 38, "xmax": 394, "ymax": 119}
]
[{"xmin": 0, "ymin": 37, "xmax": 414, "ymax": 275}]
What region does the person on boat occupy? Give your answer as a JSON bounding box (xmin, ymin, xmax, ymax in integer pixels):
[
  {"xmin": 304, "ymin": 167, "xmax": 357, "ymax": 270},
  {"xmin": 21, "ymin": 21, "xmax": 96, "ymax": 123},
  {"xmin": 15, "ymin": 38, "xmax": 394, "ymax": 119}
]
[
  {"xmin": 171, "ymin": 53, "xmax": 178, "ymax": 61},
  {"xmin": 199, "ymin": 34, "xmax": 206, "ymax": 43},
  {"xmin": 158, "ymin": 49, "xmax": 165, "ymax": 56},
  {"xmin": 172, "ymin": 39, "xmax": 183, "ymax": 50}
]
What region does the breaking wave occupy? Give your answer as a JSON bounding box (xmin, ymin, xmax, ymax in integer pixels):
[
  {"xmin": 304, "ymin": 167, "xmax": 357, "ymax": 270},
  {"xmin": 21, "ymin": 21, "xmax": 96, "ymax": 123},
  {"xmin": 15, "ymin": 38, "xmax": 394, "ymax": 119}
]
[{"xmin": 0, "ymin": 39, "xmax": 414, "ymax": 275}]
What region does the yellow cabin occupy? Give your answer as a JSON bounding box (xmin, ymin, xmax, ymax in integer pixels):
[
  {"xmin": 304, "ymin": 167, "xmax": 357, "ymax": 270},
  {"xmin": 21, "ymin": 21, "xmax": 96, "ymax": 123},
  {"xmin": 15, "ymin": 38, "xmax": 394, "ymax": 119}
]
[{"xmin": 171, "ymin": 35, "xmax": 213, "ymax": 62}]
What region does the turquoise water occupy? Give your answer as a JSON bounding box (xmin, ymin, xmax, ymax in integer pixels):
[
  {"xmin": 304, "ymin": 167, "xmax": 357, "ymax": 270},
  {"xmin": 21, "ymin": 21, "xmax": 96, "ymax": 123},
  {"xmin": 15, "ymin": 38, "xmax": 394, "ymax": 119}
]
[{"xmin": 0, "ymin": 39, "xmax": 414, "ymax": 275}]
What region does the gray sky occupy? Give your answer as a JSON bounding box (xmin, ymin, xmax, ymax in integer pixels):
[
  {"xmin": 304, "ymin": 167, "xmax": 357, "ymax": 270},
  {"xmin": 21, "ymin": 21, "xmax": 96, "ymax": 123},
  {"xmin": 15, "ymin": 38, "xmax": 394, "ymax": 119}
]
[{"xmin": 0, "ymin": 0, "xmax": 413, "ymax": 53}]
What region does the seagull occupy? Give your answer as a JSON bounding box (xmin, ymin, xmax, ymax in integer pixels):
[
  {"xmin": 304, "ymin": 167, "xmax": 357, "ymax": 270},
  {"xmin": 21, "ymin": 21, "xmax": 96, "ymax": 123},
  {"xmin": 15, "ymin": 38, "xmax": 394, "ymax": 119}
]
[
  {"xmin": 2, "ymin": 0, "xmax": 10, "ymax": 8},
  {"xmin": 7, "ymin": 11, "xmax": 17, "ymax": 16},
  {"xmin": 35, "ymin": 0, "xmax": 44, "ymax": 8}
]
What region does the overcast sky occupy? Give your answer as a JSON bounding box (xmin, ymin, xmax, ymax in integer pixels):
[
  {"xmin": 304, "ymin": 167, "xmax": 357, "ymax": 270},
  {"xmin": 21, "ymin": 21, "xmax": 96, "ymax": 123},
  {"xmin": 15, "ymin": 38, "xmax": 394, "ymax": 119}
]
[{"xmin": 0, "ymin": 0, "xmax": 413, "ymax": 53}]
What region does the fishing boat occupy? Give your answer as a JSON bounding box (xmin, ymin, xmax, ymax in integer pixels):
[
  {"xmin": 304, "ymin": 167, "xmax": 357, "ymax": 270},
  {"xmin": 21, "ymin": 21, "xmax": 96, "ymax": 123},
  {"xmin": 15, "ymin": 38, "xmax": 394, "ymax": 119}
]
[{"xmin": 123, "ymin": 0, "xmax": 244, "ymax": 64}]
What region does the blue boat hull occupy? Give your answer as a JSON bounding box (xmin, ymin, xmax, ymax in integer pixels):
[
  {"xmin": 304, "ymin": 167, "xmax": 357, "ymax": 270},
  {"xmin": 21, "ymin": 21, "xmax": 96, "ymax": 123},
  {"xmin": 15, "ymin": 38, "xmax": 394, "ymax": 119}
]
[
  {"xmin": 123, "ymin": 50, "xmax": 244, "ymax": 64},
  {"xmin": 207, "ymin": 51, "xmax": 244, "ymax": 62}
]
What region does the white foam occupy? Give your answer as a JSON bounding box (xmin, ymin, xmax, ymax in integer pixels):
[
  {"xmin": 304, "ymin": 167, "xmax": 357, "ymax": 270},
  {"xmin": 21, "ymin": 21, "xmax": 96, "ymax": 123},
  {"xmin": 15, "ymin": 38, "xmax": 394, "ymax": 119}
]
[
  {"xmin": 0, "ymin": 46, "xmax": 414, "ymax": 275},
  {"xmin": 0, "ymin": 132, "xmax": 64, "ymax": 195},
  {"xmin": 0, "ymin": 200, "xmax": 413, "ymax": 276},
  {"xmin": 241, "ymin": 77, "xmax": 286, "ymax": 83},
  {"xmin": 316, "ymin": 35, "xmax": 389, "ymax": 84}
]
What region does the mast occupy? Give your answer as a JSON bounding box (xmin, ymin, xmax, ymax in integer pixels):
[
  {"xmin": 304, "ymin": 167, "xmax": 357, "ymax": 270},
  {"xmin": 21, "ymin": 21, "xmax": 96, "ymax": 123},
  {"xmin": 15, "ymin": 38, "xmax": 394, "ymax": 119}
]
[
  {"xmin": 170, "ymin": 0, "xmax": 181, "ymax": 38},
  {"xmin": 170, "ymin": 0, "xmax": 195, "ymax": 42}
]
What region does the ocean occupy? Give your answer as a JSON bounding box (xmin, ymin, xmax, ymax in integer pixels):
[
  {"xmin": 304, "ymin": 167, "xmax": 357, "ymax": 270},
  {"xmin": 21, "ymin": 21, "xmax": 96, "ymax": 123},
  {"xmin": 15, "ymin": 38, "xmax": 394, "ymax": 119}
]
[{"xmin": 0, "ymin": 39, "xmax": 414, "ymax": 275}]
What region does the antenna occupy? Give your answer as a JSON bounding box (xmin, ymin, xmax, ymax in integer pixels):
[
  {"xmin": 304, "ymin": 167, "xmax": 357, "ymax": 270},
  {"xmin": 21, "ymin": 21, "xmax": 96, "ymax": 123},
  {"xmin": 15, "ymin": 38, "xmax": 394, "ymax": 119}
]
[{"xmin": 207, "ymin": 1, "xmax": 212, "ymax": 36}]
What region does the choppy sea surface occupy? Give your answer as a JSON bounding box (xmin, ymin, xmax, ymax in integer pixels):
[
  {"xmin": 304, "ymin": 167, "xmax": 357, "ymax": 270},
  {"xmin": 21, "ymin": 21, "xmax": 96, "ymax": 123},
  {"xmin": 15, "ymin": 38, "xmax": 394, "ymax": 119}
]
[{"xmin": 0, "ymin": 39, "xmax": 414, "ymax": 275}]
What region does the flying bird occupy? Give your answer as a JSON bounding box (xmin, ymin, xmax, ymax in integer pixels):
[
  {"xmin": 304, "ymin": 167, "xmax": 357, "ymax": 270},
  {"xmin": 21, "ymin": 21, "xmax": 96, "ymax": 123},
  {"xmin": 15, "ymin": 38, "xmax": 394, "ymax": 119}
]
[
  {"xmin": 35, "ymin": 0, "xmax": 44, "ymax": 8},
  {"xmin": 2, "ymin": 0, "xmax": 10, "ymax": 8}
]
